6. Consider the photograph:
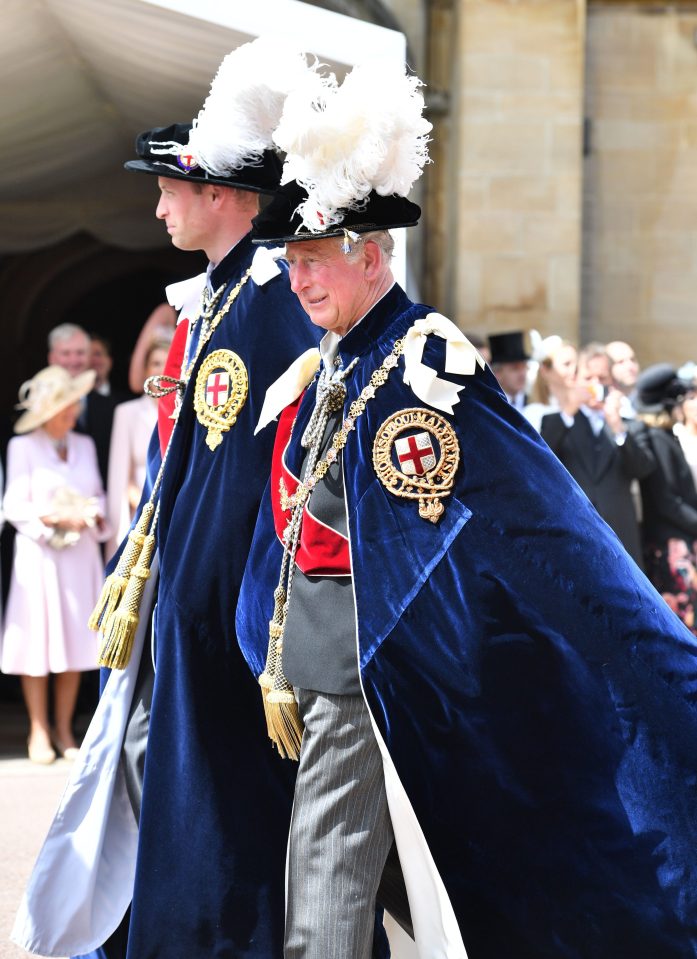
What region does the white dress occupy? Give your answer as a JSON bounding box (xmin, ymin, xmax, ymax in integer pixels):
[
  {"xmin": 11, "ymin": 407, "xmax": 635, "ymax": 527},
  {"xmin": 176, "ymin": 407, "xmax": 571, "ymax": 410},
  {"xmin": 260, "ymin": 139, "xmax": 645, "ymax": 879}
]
[{"xmin": 1, "ymin": 429, "xmax": 107, "ymax": 676}]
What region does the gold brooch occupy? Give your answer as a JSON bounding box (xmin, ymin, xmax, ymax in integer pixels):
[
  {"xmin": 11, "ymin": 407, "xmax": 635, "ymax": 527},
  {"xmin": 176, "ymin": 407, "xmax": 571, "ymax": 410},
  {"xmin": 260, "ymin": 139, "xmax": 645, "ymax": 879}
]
[
  {"xmin": 194, "ymin": 349, "xmax": 248, "ymax": 451},
  {"xmin": 372, "ymin": 408, "xmax": 460, "ymax": 523}
]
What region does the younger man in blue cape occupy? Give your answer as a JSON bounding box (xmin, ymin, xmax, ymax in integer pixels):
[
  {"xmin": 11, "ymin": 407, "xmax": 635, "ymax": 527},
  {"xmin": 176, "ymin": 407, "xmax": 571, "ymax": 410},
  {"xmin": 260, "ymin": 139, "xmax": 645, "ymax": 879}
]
[
  {"xmin": 14, "ymin": 42, "xmax": 321, "ymax": 959},
  {"xmin": 236, "ymin": 62, "xmax": 697, "ymax": 959}
]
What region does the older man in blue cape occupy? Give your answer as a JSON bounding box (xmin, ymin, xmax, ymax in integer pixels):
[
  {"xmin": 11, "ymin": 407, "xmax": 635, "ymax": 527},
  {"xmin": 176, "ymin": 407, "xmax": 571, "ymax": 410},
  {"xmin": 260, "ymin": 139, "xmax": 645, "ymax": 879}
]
[{"xmin": 235, "ymin": 61, "xmax": 697, "ymax": 959}]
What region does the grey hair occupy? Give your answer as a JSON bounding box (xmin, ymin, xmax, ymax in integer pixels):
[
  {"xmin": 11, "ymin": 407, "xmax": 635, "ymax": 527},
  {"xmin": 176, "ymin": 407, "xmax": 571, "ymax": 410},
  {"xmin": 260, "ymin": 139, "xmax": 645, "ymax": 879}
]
[
  {"xmin": 47, "ymin": 323, "xmax": 89, "ymax": 351},
  {"xmin": 343, "ymin": 230, "xmax": 395, "ymax": 262}
]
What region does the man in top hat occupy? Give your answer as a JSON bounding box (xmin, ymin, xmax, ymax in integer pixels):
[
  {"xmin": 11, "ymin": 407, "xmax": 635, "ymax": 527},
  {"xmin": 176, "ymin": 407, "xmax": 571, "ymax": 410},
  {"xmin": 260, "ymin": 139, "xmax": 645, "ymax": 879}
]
[
  {"xmin": 235, "ymin": 61, "xmax": 697, "ymax": 958},
  {"xmin": 488, "ymin": 330, "xmax": 531, "ymax": 411},
  {"xmin": 14, "ymin": 39, "xmax": 319, "ymax": 959}
]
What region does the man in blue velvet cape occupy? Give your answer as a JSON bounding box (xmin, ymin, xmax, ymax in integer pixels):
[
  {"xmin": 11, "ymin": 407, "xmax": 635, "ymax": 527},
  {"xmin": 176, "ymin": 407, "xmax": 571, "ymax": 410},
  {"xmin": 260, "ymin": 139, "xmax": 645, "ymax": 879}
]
[
  {"xmin": 236, "ymin": 171, "xmax": 697, "ymax": 957},
  {"xmin": 117, "ymin": 128, "xmax": 317, "ymax": 959},
  {"xmin": 13, "ymin": 118, "xmax": 319, "ymax": 959}
]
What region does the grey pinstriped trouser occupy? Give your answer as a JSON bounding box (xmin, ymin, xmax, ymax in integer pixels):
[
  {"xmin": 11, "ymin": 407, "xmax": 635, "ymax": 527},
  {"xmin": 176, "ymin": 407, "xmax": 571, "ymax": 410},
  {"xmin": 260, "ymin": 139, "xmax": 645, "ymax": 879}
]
[{"xmin": 285, "ymin": 689, "xmax": 394, "ymax": 959}]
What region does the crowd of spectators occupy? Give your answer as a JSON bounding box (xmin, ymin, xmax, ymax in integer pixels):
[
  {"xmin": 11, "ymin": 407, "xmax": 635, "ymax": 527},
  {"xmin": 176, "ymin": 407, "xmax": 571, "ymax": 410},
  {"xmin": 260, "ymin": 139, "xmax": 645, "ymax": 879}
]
[{"xmin": 481, "ymin": 329, "xmax": 697, "ymax": 635}]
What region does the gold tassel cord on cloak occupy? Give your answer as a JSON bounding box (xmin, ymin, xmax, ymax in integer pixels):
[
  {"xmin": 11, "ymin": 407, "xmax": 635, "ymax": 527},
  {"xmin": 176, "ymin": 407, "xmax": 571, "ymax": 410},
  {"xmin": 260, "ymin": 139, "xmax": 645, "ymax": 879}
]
[
  {"xmin": 88, "ymin": 268, "xmax": 253, "ymax": 669},
  {"xmin": 258, "ymin": 340, "xmax": 406, "ymax": 760},
  {"xmin": 259, "ymin": 586, "xmax": 286, "ymax": 694},
  {"xmin": 260, "ymin": 580, "xmax": 304, "ymax": 760},
  {"xmin": 261, "ymin": 589, "xmax": 303, "ymax": 760},
  {"xmin": 98, "ymin": 518, "xmax": 158, "ymax": 669},
  {"xmin": 89, "ymin": 440, "xmax": 168, "ymax": 671},
  {"xmin": 88, "ymin": 502, "xmax": 154, "ymax": 631}
]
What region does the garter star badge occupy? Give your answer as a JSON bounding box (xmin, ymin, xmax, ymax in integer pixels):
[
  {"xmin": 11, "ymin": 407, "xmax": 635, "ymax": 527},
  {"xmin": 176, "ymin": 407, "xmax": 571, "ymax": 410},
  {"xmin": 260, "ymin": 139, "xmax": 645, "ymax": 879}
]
[
  {"xmin": 177, "ymin": 150, "xmax": 199, "ymax": 173},
  {"xmin": 372, "ymin": 408, "xmax": 460, "ymax": 523},
  {"xmin": 194, "ymin": 349, "xmax": 248, "ymax": 451}
]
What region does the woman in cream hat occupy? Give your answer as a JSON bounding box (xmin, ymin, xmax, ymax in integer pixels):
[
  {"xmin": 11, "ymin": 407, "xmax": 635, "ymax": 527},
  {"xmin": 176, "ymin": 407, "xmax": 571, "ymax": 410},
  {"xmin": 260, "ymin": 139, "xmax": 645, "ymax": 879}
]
[{"xmin": 2, "ymin": 365, "xmax": 109, "ymax": 763}]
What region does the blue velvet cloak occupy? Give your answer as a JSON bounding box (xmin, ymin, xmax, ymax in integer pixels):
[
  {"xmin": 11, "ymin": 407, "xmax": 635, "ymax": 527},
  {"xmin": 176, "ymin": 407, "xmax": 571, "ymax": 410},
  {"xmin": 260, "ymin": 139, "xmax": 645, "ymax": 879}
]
[
  {"xmin": 236, "ymin": 284, "xmax": 697, "ymax": 958},
  {"xmin": 92, "ymin": 236, "xmax": 319, "ymax": 959}
]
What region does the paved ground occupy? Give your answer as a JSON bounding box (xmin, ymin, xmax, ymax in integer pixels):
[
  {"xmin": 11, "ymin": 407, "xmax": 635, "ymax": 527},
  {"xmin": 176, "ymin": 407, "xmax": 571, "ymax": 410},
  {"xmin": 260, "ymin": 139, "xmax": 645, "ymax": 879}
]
[
  {"xmin": 0, "ymin": 702, "xmax": 84, "ymax": 959},
  {"xmin": 0, "ymin": 699, "xmax": 418, "ymax": 959}
]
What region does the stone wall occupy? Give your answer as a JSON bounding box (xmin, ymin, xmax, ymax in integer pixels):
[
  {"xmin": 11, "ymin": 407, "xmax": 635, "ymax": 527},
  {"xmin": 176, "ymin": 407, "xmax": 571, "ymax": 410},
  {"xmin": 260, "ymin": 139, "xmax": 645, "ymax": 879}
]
[
  {"xmin": 434, "ymin": 0, "xmax": 586, "ymax": 343},
  {"xmin": 583, "ymin": 4, "xmax": 697, "ymax": 366}
]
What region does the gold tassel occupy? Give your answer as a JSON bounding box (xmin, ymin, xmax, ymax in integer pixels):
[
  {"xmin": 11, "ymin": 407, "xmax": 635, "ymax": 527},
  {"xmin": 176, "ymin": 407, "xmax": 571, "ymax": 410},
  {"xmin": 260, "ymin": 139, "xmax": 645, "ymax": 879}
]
[
  {"xmin": 98, "ymin": 532, "xmax": 156, "ymax": 670},
  {"xmin": 258, "ymin": 583, "xmax": 304, "ymax": 760},
  {"xmin": 88, "ymin": 502, "xmax": 154, "ymax": 631},
  {"xmin": 265, "ymin": 688, "xmax": 303, "ymax": 761},
  {"xmin": 258, "ymin": 583, "xmax": 306, "ymax": 757},
  {"xmin": 258, "ymin": 587, "xmax": 287, "ymax": 691}
]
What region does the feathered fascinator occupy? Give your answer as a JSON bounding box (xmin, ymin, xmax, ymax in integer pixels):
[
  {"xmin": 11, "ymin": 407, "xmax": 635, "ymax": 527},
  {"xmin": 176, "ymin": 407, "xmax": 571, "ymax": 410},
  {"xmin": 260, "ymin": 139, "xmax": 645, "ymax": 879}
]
[{"xmin": 273, "ymin": 60, "xmax": 432, "ymax": 234}]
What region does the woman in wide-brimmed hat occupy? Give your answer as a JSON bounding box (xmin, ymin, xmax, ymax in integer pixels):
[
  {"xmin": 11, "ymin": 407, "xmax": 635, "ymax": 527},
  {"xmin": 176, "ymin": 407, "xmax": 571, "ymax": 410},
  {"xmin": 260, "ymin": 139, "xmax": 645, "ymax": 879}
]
[{"xmin": 1, "ymin": 365, "xmax": 110, "ymax": 763}]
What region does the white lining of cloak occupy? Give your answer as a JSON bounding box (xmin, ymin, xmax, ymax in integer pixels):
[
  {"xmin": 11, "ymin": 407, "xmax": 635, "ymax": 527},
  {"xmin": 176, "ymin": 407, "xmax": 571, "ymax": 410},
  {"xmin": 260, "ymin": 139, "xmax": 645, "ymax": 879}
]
[
  {"xmin": 11, "ymin": 558, "xmax": 159, "ymax": 957},
  {"xmin": 342, "ymin": 460, "xmax": 468, "ymax": 959}
]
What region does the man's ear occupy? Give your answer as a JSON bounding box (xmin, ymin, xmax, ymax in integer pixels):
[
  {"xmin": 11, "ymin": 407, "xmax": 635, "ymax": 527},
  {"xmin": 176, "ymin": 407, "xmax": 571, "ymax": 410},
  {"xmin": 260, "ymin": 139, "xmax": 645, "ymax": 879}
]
[
  {"xmin": 363, "ymin": 239, "xmax": 383, "ymax": 280},
  {"xmin": 206, "ymin": 183, "xmax": 223, "ymax": 207}
]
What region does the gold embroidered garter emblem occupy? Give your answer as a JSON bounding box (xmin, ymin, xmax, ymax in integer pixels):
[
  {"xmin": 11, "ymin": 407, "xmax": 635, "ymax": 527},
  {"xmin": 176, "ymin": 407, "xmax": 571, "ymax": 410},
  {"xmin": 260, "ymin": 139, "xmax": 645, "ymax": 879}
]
[
  {"xmin": 194, "ymin": 349, "xmax": 248, "ymax": 451},
  {"xmin": 372, "ymin": 408, "xmax": 460, "ymax": 523}
]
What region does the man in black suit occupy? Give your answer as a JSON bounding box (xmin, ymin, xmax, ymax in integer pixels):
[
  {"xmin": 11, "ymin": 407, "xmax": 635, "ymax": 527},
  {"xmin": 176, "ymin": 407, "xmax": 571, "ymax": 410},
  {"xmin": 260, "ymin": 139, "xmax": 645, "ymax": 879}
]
[
  {"xmin": 541, "ymin": 342, "xmax": 655, "ymax": 567},
  {"xmin": 47, "ymin": 323, "xmax": 120, "ymax": 486},
  {"xmin": 489, "ymin": 330, "xmax": 531, "ymax": 411}
]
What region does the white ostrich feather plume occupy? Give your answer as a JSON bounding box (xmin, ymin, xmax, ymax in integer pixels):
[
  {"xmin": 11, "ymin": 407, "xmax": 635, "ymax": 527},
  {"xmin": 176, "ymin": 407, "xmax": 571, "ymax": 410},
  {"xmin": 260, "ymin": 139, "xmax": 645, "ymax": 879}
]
[
  {"xmin": 275, "ymin": 61, "xmax": 432, "ymax": 231},
  {"xmin": 187, "ymin": 36, "xmax": 324, "ymax": 177}
]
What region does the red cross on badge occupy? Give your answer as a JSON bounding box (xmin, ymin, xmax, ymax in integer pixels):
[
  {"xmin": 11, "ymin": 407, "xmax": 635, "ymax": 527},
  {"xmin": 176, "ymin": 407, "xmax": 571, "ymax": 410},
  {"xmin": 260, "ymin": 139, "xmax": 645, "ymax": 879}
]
[
  {"xmin": 395, "ymin": 432, "xmax": 437, "ymax": 476},
  {"xmin": 177, "ymin": 152, "xmax": 199, "ymax": 173},
  {"xmin": 206, "ymin": 371, "xmax": 230, "ymax": 408}
]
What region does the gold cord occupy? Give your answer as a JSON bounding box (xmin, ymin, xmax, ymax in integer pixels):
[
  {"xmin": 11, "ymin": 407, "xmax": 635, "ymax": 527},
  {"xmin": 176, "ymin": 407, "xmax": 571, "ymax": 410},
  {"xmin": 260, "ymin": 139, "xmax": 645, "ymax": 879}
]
[
  {"xmin": 89, "ymin": 269, "xmax": 252, "ymax": 668},
  {"xmin": 260, "ymin": 337, "xmax": 405, "ymax": 759}
]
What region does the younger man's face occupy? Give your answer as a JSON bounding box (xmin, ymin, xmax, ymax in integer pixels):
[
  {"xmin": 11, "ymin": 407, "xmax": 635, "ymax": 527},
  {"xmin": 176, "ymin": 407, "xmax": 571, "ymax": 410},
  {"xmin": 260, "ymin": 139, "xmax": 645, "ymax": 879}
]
[{"xmin": 156, "ymin": 177, "xmax": 212, "ymax": 252}]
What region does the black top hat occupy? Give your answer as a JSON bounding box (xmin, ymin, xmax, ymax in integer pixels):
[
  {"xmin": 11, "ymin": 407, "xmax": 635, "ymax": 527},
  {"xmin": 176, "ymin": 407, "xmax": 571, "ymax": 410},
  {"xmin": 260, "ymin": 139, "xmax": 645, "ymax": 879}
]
[
  {"xmin": 251, "ymin": 180, "xmax": 421, "ymax": 244},
  {"xmin": 488, "ymin": 331, "xmax": 531, "ymax": 365},
  {"xmin": 124, "ymin": 123, "xmax": 283, "ymax": 195},
  {"xmin": 635, "ymin": 363, "xmax": 691, "ymax": 414}
]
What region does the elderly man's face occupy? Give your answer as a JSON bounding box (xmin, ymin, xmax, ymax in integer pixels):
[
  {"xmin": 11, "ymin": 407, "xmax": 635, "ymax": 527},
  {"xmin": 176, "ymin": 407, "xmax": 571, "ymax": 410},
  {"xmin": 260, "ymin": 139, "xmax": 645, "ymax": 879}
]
[
  {"xmin": 285, "ymin": 238, "xmax": 377, "ymax": 337},
  {"xmin": 49, "ymin": 332, "xmax": 91, "ymax": 377}
]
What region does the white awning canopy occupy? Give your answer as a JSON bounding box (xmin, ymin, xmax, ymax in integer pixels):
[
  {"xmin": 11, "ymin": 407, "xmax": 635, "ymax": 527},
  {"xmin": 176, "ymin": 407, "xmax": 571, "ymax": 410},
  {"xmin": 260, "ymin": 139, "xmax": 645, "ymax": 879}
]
[{"xmin": 0, "ymin": 0, "xmax": 405, "ymax": 252}]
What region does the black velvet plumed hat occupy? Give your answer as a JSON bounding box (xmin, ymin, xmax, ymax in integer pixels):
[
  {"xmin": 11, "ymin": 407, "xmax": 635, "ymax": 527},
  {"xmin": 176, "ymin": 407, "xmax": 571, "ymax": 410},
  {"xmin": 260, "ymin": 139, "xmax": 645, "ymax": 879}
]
[
  {"xmin": 252, "ymin": 180, "xmax": 421, "ymax": 244},
  {"xmin": 124, "ymin": 123, "xmax": 283, "ymax": 194},
  {"xmin": 252, "ymin": 61, "xmax": 431, "ymax": 245}
]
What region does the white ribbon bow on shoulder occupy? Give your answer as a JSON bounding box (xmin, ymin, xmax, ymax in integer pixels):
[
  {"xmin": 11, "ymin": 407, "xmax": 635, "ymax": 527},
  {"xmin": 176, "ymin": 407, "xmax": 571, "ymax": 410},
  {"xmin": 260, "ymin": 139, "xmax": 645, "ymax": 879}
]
[
  {"xmin": 403, "ymin": 313, "xmax": 486, "ymax": 414},
  {"xmin": 250, "ymin": 246, "xmax": 285, "ymax": 286},
  {"xmin": 254, "ymin": 348, "xmax": 321, "ymax": 435},
  {"xmin": 165, "ymin": 273, "xmax": 208, "ymax": 316}
]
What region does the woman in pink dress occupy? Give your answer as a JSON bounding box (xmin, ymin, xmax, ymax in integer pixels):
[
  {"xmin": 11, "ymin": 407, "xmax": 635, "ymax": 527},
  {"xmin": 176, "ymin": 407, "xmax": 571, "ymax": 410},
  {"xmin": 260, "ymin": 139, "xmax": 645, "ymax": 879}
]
[
  {"xmin": 105, "ymin": 338, "xmax": 169, "ymax": 559},
  {"xmin": 1, "ymin": 366, "xmax": 109, "ymax": 763}
]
